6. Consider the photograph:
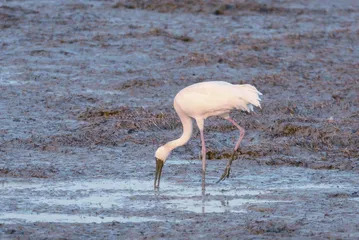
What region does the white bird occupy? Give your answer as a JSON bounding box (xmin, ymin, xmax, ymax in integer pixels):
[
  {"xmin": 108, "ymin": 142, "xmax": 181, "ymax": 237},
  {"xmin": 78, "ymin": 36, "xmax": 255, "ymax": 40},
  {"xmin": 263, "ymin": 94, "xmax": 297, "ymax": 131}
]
[{"xmin": 154, "ymin": 81, "xmax": 262, "ymax": 189}]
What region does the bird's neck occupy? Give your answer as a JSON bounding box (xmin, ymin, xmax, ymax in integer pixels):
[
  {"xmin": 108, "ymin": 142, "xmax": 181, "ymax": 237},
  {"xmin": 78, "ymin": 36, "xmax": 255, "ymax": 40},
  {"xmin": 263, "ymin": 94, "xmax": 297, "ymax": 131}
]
[{"xmin": 165, "ymin": 105, "xmax": 193, "ymax": 152}]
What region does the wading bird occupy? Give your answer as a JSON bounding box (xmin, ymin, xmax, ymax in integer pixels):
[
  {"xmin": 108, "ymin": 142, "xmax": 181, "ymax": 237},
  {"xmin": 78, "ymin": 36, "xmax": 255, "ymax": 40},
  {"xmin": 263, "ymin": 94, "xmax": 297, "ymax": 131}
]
[{"xmin": 154, "ymin": 81, "xmax": 262, "ymax": 189}]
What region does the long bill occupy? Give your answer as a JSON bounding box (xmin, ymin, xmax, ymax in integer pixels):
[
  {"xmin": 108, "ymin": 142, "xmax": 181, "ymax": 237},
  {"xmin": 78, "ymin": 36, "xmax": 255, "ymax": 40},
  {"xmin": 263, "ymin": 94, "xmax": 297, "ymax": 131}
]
[{"xmin": 154, "ymin": 158, "xmax": 164, "ymax": 189}]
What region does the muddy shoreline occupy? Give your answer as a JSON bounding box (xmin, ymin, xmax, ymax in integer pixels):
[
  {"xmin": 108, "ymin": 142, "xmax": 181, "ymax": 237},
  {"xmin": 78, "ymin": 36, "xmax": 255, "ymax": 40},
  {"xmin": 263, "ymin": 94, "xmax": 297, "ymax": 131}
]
[{"xmin": 1, "ymin": 0, "xmax": 359, "ymax": 239}]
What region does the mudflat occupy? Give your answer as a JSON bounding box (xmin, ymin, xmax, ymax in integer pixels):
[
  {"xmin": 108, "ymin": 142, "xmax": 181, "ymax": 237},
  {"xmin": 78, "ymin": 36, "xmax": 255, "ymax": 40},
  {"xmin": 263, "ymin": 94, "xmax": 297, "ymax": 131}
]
[{"xmin": 0, "ymin": 0, "xmax": 358, "ymax": 239}]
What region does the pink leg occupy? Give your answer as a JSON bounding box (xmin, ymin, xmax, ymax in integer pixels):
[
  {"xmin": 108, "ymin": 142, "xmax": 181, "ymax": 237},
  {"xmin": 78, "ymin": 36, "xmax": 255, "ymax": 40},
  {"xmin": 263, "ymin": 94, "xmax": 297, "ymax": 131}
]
[
  {"xmin": 196, "ymin": 119, "xmax": 206, "ymax": 190},
  {"xmin": 227, "ymin": 118, "xmax": 246, "ymax": 151},
  {"xmin": 217, "ymin": 117, "xmax": 245, "ymax": 183},
  {"xmin": 199, "ymin": 128, "xmax": 206, "ymax": 173}
]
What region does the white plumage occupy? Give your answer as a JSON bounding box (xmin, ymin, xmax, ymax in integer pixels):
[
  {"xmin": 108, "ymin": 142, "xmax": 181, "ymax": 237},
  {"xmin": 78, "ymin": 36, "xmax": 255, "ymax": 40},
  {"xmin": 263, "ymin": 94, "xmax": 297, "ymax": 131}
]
[{"xmin": 154, "ymin": 81, "xmax": 262, "ymax": 189}]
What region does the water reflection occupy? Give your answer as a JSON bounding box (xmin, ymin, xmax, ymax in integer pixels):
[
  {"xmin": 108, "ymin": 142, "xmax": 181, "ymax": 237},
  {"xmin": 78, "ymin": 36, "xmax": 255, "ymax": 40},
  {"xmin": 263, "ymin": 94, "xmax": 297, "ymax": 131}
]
[
  {"xmin": 0, "ymin": 178, "xmax": 275, "ymax": 221},
  {"xmin": 0, "ymin": 213, "xmax": 161, "ymax": 223},
  {"xmin": 3, "ymin": 167, "xmax": 352, "ymax": 223},
  {"xmin": 202, "ymin": 171, "xmax": 206, "ymax": 214}
]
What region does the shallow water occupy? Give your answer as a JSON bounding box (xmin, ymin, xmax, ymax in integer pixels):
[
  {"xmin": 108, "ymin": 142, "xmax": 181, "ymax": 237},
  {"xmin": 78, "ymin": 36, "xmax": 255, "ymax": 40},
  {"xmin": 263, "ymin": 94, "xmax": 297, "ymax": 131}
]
[
  {"xmin": 0, "ymin": 213, "xmax": 161, "ymax": 224},
  {"xmin": 1, "ymin": 166, "xmax": 358, "ymax": 223}
]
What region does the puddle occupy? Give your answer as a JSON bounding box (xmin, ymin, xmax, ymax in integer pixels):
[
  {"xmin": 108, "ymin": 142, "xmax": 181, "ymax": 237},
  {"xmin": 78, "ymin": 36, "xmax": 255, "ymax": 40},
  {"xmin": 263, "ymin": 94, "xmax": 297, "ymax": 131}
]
[
  {"xmin": 0, "ymin": 180, "xmax": 39, "ymax": 189},
  {"xmin": 1, "ymin": 167, "xmax": 358, "ymax": 223},
  {"xmin": 165, "ymin": 198, "xmax": 287, "ymax": 214},
  {"xmin": 0, "ymin": 178, "xmax": 275, "ymax": 221},
  {"xmin": 0, "ymin": 178, "xmax": 265, "ymax": 197},
  {"xmin": 0, "ymin": 178, "xmax": 268, "ymax": 212},
  {"xmin": 268, "ymin": 183, "xmax": 351, "ymax": 190},
  {"xmin": 168, "ymin": 159, "xmax": 197, "ymax": 165},
  {"xmin": 0, "ymin": 179, "xmax": 159, "ymax": 191},
  {"xmin": 0, "ymin": 213, "xmax": 162, "ymax": 224},
  {"xmin": 0, "ymin": 72, "xmax": 35, "ymax": 86},
  {"xmin": 0, "ymin": 80, "xmax": 23, "ymax": 86},
  {"xmin": 82, "ymin": 88, "xmax": 124, "ymax": 95},
  {"xmin": 38, "ymin": 195, "xmax": 125, "ymax": 209}
]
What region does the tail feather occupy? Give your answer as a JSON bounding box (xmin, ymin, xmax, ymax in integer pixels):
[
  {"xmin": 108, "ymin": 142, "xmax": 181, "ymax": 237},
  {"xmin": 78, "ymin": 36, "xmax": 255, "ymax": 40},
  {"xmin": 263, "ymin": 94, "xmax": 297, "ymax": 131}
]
[{"xmin": 235, "ymin": 84, "xmax": 262, "ymax": 112}]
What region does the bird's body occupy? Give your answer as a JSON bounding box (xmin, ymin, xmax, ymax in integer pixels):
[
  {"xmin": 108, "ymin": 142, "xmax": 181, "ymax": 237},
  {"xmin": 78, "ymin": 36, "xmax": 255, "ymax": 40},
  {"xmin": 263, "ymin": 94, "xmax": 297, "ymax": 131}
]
[
  {"xmin": 175, "ymin": 81, "xmax": 261, "ymax": 119},
  {"xmin": 154, "ymin": 81, "xmax": 262, "ymax": 189}
]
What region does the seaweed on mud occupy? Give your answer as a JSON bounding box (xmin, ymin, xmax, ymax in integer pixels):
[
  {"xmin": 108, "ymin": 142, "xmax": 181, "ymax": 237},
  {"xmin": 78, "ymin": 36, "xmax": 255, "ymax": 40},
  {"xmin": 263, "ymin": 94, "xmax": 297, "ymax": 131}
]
[
  {"xmin": 219, "ymin": 35, "xmax": 270, "ymax": 51},
  {"xmin": 66, "ymin": 3, "xmax": 90, "ymax": 10},
  {"xmin": 0, "ymin": 166, "xmax": 58, "ymax": 178},
  {"xmin": 36, "ymin": 107, "xmax": 181, "ymax": 147},
  {"xmin": 146, "ymin": 28, "xmax": 193, "ymax": 42},
  {"xmin": 176, "ymin": 52, "xmax": 215, "ymax": 66},
  {"xmin": 265, "ymin": 119, "xmax": 359, "ymax": 162},
  {"xmin": 0, "ymin": 9, "xmax": 19, "ymax": 29},
  {"xmin": 176, "ymin": 50, "xmax": 280, "ymax": 68},
  {"xmin": 248, "ymin": 206, "xmax": 275, "ymax": 213},
  {"xmin": 78, "ymin": 106, "xmax": 152, "ymax": 120},
  {"xmin": 282, "ymin": 29, "xmax": 359, "ymax": 52},
  {"xmin": 30, "ymin": 49, "xmax": 51, "ymax": 57},
  {"xmin": 78, "ymin": 106, "xmax": 180, "ymax": 131},
  {"xmin": 285, "ymin": 28, "xmax": 358, "ymax": 42},
  {"xmin": 226, "ymin": 51, "xmax": 280, "ymax": 68},
  {"xmin": 270, "ymin": 121, "xmax": 358, "ymax": 146},
  {"xmin": 205, "ymin": 150, "xmax": 232, "ymax": 160},
  {"xmin": 0, "ymin": 5, "xmax": 38, "ymax": 28},
  {"xmin": 263, "ymin": 155, "xmax": 355, "ymax": 170},
  {"xmin": 200, "ymin": 144, "xmax": 274, "ymax": 161},
  {"xmin": 199, "ymin": 127, "xmax": 357, "ymax": 169},
  {"xmin": 112, "ymin": 0, "xmax": 325, "ymax": 15},
  {"xmin": 246, "ymin": 220, "xmax": 296, "ymax": 235},
  {"xmin": 206, "ymin": 124, "xmax": 236, "ymax": 133},
  {"xmin": 251, "ymin": 73, "xmax": 293, "ymax": 89},
  {"xmin": 123, "ymin": 28, "xmax": 194, "ymax": 42},
  {"xmin": 0, "ymin": 5, "xmax": 38, "ymax": 15},
  {"xmin": 79, "ymin": 109, "xmax": 122, "ymax": 119},
  {"xmin": 330, "ymin": 193, "xmax": 351, "ymax": 198},
  {"xmin": 272, "ymin": 123, "xmax": 317, "ymax": 137},
  {"xmin": 264, "ymin": 157, "xmax": 308, "ymax": 168},
  {"xmin": 5, "ymin": 106, "xmax": 182, "ymax": 149},
  {"xmin": 92, "ymin": 33, "xmax": 119, "ymax": 42},
  {"xmin": 115, "ymin": 78, "xmax": 167, "ymax": 90}
]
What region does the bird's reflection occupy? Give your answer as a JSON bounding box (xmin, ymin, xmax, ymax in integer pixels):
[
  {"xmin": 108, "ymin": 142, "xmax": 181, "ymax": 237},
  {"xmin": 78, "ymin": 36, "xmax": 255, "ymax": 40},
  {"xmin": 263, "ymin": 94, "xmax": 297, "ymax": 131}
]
[{"xmin": 202, "ymin": 172, "xmax": 206, "ymax": 214}]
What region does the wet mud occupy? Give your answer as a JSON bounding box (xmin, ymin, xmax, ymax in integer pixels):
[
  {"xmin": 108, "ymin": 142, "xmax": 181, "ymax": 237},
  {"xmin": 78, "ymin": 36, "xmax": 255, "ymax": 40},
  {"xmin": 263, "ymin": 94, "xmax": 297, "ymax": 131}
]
[{"xmin": 1, "ymin": 0, "xmax": 359, "ymax": 239}]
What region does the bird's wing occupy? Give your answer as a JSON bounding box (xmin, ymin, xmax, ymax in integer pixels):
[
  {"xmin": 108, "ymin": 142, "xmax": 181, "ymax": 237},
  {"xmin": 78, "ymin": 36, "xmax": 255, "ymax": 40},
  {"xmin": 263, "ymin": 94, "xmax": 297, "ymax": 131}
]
[
  {"xmin": 175, "ymin": 81, "xmax": 263, "ymax": 118},
  {"xmin": 175, "ymin": 82, "xmax": 247, "ymax": 118},
  {"xmin": 235, "ymin": 84, "xmax": 262, "ymax": 109}
]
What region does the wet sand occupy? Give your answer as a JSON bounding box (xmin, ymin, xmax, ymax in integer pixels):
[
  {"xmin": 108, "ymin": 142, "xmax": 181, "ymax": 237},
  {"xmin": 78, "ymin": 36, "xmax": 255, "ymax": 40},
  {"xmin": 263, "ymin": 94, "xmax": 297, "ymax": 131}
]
[{"xmin": 1, "ymin": 0, "xmax": 359, "ymax": 239}]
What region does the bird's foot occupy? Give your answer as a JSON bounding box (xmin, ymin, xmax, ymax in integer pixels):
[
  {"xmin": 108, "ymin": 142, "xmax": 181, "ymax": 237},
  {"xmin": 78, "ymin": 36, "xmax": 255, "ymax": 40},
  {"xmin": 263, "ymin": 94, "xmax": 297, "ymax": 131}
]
[
  {"xmin": 216, "ymin": 166, "xmax": 231, "ymax": 183},
  {"xmin": 231, "ymin": 149, "xmax": 241, "ymax": 161},
  {"xmin": 216, "ymin": 149, "xmax": 241, "ymax": 183}
]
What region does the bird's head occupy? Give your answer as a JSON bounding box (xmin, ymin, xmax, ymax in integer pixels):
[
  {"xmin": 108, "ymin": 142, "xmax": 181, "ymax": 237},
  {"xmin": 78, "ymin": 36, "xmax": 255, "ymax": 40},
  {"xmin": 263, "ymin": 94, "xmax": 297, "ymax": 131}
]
[
  {"xmin": 154, "ymin": 146, "xmax": 171, "ymax": 189},
  {"xmin": 155, "ymin": 146, "xmax": 171, "ymax": 162}
]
